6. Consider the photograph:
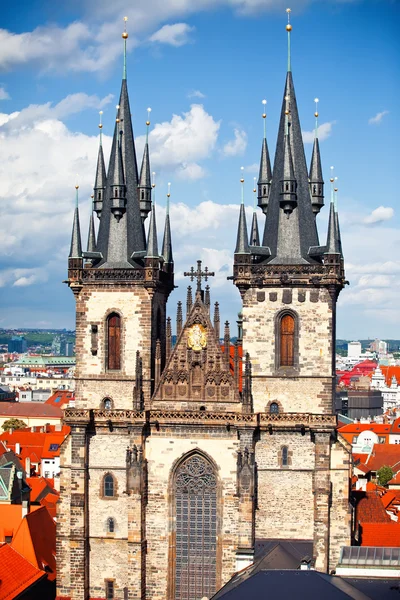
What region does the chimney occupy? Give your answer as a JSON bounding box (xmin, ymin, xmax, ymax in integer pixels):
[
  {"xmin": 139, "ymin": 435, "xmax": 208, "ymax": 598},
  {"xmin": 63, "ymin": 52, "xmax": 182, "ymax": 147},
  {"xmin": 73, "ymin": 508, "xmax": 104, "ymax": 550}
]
[
  {"xmin": 25, "ymin": 457, "xmax": 31, "ymax": 477},
  {"xmin": 15, "ymin": 442, "xmax": 20, "ymax": 455},
  {"xmin": 22, "ymin": 500, "xmax": 29, "ymax": 518}
]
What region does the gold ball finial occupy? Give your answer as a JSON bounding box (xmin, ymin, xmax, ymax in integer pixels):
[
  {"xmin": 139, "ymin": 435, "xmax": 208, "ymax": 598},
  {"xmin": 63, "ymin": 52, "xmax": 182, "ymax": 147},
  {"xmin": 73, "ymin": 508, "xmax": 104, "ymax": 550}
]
[
  {"xmin": 122, "ymin": 16, "xmax": 128, "ymax": 38},
  {"xmin": 286, "ymin": 8, "xmax": 292, "ymax": 31},
  {"xmin": 285, "ymin": 109, "xmax": 289, "ymax": 115},
  {"xmin": 91, "ymin": 194, "xmax": 94, "ymax": 199},
  {"xmin": 75, "ymin": 184, "xmax": 79, "ymax": 190},
  {"xmin": 314, "ymin": 112, "xmax": 319, "ymax": 118},
  {"xmin": 240, "ymin": 166, "xmax": 244, "ymax": 184},
  {"xmin": 334, "ymin": 188, "xmax": 338, "ymax": 192},
  {"xmin": 286, "ymin": 24, "xmax": 292, "ymax": 31},
  {"xmin": 330, "ymin": 178, "xmax": 334, "ymax": 183}
]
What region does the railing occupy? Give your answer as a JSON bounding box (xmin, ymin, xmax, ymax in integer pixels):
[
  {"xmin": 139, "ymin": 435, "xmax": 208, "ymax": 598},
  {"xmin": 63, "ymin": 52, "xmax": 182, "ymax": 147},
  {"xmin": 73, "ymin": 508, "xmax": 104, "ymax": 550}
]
[{"xmin": 81, "ymin": 268, "xmax": 144, "ymax": 281}]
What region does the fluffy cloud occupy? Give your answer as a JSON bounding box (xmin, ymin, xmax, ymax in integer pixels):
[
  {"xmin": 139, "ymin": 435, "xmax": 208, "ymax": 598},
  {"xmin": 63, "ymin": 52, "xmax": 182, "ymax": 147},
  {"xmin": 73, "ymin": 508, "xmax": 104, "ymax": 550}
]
[
  {"xmin": 187, "ymin": 90, "xmax": 206, "ymax": 99},
  {"xmin": 363, "ymin": 206, "xmax": 394, "ymax": 225},
  {"xmin": 302, "ymin": 121, "xmax": 335, "ymax": 144},
  {"xmin": 149, "ymin": 23, "xmax": 195, "ymax": 46},
  {"xmin": 0, "ymin": 267, "xmax": 48, "ymax": 288},
  {"xmin": 0, "ymin": 87, "xmax": 9, "ymax": 100},
  {"xmin": 222, "ymin": 128, "xmax": 247, "ymax": 157},
  {"xmin": 368, "ymin": 110, "xmax": 389, "ymax": 125},
  {"xmin": 136, "ymin": 104, "xmax": 220, "ymax": 179}
]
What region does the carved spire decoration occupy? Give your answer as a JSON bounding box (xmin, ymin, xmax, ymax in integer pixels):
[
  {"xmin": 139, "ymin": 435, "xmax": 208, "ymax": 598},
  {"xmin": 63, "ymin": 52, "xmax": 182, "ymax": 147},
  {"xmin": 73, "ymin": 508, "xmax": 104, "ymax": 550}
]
[
  {"xmin": 166, "ymin": 317, "xmax": 172, "ymax": 362},
  {"xmin": 242, "ymin": 352, "xmax": 253, "ymax": 413},
  {"xmin": 224, "ymin": 321, "xmax": 230, "ymax": 368},
  {"xmin": 205, "ymin": 285, "xmax": 210, "ymax": 311},
  {"xmin": 176, "ymin": 301, "xmax": 183, "ymax": 338},
  {"xmin": 186, "ymin": 286, "xmax": 193, "ymax": 317},
  {"xmin": 134, "ymin": 350, "xmax": 143, "ymax": 410},
  {"xmin": 213, "ymin": 302, "xmax": 220, "ymax": 341},
  {"xmin": 155, "ymin": 339, "xmax": 161, "ymax": 388}
]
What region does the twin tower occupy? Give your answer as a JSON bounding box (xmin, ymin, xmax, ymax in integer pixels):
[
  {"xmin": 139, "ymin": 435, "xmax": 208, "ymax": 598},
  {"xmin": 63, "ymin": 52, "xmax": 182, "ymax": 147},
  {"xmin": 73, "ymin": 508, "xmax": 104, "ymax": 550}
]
[{"xmin": 59, "ymin": 16, "xmax": 350, "ymax": 600}]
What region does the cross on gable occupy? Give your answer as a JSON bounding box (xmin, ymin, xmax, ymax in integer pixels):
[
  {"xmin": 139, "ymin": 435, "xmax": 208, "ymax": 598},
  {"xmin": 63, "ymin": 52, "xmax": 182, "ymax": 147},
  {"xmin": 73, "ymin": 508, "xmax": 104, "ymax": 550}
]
[{"xmin": 184, "ymin": 260, "xmax": 215, "ymax": 292}]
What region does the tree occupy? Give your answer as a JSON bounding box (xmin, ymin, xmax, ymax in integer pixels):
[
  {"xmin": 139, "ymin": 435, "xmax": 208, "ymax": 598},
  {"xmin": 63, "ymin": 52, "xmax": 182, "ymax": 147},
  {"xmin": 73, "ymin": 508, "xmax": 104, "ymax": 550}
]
[
  {"xmin": 377, "ymin": 465, "xmax": 394, "ymax": 487},
  {"xmin": 2, "ymin": 418, "xmax": 27, "ymax": 432}
]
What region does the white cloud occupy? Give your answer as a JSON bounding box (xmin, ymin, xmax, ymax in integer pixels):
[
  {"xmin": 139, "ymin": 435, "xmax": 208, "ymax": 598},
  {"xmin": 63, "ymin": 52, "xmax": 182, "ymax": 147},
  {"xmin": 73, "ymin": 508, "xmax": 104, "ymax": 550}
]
[
  {"xmin": 0, "ymin": 267, "xmax": 48, "ymax": 288},
  {"xmin": 188, "ymin": 90, "xmax": 206, "ymax": 99},
  {"xmin": 0, "ymin": 87, "xmax": 9, "ymax": 100},
  {"xmin": 244, "ymin": 163, "xmax": 259, "ymax": 173},
  {"xmin": 222, "ymin": 128, "xmax": 247, "ymax": 156},
  {"xmin": 363, "ymin": 206, "xmax": 394, "ymax": 225},
  {"xmin": 302, "ymin": 121, "xmax": 335, "ymax": 143},
  {"xmin": 136, "ymin": 104, "xmax": 220, "ymax": 179},
  {"xmin": 368, "ymin": 110, "xmax": 389, "ymax": 125},
  {"xmin": 149, "ymin": 23, "xmax": 195, "ymax": 47}
]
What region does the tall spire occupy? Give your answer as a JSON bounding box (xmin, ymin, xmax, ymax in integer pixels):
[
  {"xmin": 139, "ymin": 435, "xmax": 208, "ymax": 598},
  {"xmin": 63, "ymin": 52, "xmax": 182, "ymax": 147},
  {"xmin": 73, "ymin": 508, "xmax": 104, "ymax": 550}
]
[
  {"xmin": 146, "ymin": 173, "xmax": 159, "ymax": 258},
  {"xmin": 325, "ymin": 168, "xmax": 340, "ymax": 254},
  {"xmin": 235, "ymin": 167, "xmax": 250, "ymax": 254},
  {"xmin": 87, "ymin": 195, "xmax": 97, "ymax": 253},
  {"xmin": 309, "ymin": 98, "xmax": 324, "ymax": 216},
  {"xmin": 69, "ymin": 185, "xmax": 82, "ymax": 258},
  {"xmin": 95, "ymin": 17, "xmax": 145, "ymax": 268},
  {"xmin": 334, "ymin": 185, "xmax": 343, "ymax": 257},
  {"xmin": 162, "ymin": 182, "xmax": 173, "ymax": 265},
  {"xmin": 262, "ymin": 11, "xmax": 321, "ymax": 264},
  {"xmin": 250, "ymin": 182, "xmax": 260, "ymax": 246},
  {"xmin": 257, "ymin": 99, "xmax": 273, "ymax": 215},
  {"xmin": 139, "ymin": 108, "xmax": 152, "ymax": 222},
  {"xmin": 93, "ymin": 111, "xmax": 107, "ymax": 219},
  {"xmin": 110, "ymin": 111, "xmax": 126, "ymax": 222}
]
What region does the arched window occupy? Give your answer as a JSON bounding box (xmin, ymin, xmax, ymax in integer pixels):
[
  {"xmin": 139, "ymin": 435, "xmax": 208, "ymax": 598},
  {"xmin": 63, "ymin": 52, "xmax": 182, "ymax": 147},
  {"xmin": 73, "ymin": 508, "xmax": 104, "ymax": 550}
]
[
  {"xmin": 280, "ymin": 313, "xmax": 295, "ymax": 367},
  {"xmin": 103, "ymin": 474, "xmax": 115, "ymax": 497},
  {"xmin": 270, "ymin": 402, "xmax": 279, "ymax": 414},
  {"xmin": 107, "ymin": 517, "xmax": 115, "ymax": 533},
  {"xmin": 107, "ymin": 313, "xmax": 121, "ymax": 371},
  {"xmin": 174, "ymin": 454, "xmax": 217, "ymax": 599},
  {"xmin": 282, "ymin": 446, "xmax": 289, "ymax": 467},
  {"xmin": 103, "ymin": 398, "xmax": 112, "ymax": 410}
]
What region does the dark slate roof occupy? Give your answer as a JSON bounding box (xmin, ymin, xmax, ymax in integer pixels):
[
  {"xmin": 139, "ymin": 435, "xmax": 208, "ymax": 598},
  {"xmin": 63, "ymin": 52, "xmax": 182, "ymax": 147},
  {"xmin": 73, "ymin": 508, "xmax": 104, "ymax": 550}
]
[
  {"xmin": 234, "ymin": 204, "xmax": 250, "ymax": 254},
  {"xmin": 95, "ymin": 79, "xmax": 146, "ymax": 268},
  {"xmin": 139, "ymin": 142, "xmax": 151, "ymax": 189},
  {"xmin": 258, "ymin": 137, "xmax": 272, "ymax": 184},
  {"xmin": 344, "ymin": 578, "xmax": 400, "ymax": 600},
  {"xmin": 86, "ymin": 212, "xmax": 96, "ymax": 253},
  {"xmin": 212, "ymin": 570, "xmax": 372, "ymax": 600},
  {"xmin": 326, "ymin": 201, "xmax": 340, "ymax": 254},
  {"xmin": 162, "ymin": 213, "xmax": 173, "ymax": 264},
  {"xmin": 335, "ymin": 210, "xmax": 343, "ymax": 257},
  {"xmin": 309, "ymin": 136, "xmax": 323, "ymax": 183},
  {"xmin": 69, "ymin": 205, "xmax": 82, "ymax": 259},
  {"xmin": 250, "ymin": 211, "xmax": 260, "ymax": 247},
  {"xmin": 262, "ymin": 72, "xmax": 321, "ymax": 264},
  {"xmin": 94, "ymin": 144, "xmax": 106, "ymax": 191},
  {"xmin": 146, "ymin": 204, "xmax": 159, "ymax": 258}
]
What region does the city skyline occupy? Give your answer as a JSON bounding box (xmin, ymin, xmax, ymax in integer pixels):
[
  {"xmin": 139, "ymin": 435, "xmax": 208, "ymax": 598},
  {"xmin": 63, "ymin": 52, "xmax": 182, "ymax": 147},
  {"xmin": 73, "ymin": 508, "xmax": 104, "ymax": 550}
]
[{"xmin": 0, "ymin": 0, "xmax": 398, "ymax": 338}]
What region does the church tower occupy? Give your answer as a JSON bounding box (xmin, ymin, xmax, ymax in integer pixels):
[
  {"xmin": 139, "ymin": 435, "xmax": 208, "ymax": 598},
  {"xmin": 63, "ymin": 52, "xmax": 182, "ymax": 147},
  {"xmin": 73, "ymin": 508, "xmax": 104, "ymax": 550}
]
[{"xmin": 233, "ymin": 9, "xmax": 349, "ymax": 574}]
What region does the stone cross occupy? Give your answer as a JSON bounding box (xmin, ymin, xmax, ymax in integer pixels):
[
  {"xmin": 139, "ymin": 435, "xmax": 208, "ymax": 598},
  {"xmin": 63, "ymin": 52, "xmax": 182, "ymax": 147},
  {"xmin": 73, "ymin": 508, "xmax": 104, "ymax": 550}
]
[{"xmin": 184, "ymin": 260, "xmax": 215, "ymax": 292}]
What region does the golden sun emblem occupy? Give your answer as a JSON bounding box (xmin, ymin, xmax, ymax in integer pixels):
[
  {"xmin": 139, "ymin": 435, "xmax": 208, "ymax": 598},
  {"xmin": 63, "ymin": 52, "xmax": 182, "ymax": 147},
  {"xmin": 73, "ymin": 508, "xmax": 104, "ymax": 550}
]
[{"xmin": 187, "ymin": 324, "xmax": 207, "ymax": 351}]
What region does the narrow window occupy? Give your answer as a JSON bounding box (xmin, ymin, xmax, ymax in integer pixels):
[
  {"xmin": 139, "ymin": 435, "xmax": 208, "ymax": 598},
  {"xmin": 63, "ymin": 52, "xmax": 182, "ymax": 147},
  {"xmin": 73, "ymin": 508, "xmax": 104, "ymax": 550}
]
[
  {"xmin": 104, "ymin": 474, "xmax": 114, "ymax": 497},
  {"xmin": 141, "ymin": 190, "xmax": 144, "ymax": 200},
  {"xmin": 107, "ymin": 517, "xmax": 115, "ymax": 533},
  {"xmin": 270, "ymin": 402, "xmax": 279, "ymax": 414},
  {"xmin": 263, "ymin": 186, "xmax": 266, "ymax": 195},
  {"xmin": 103, "ymin": 398, "xmax": 112, "ymax": 410},
  {"xmin": 106, "ymin": 581, "xmax": 114, "ymax": 599},
  {"xmin": 280, "ymin": 313, "xmax": 295, "ymax": 367},
  {"xmin": 107, "ymin": 313, "xmax": 121, "ymax": 370},
  {"xmin": 282, "ymin": 446, "xmax": 289, "ymax": 467}
]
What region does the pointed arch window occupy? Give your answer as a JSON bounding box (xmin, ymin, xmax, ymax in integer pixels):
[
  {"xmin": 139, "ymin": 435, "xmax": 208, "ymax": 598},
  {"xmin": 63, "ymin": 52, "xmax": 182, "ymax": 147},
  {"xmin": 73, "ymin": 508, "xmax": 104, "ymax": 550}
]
[
  {"xmin": 280, "ymin": 313, "xmax": 295, "ymax": 367},
  {"xmin": 107, "ymin": 517, "xmax": 115, "ymax": 533},
  {"xmin": 174, "ymin": 454, "xmax": 217, "ymax": 600},
  {"xmin": 103, "ymin": 474, "xmax": 115, "ymax": 497},
  {"xmin": 107, "ymin": 313, "xmax": 121, "ymax": 371}
]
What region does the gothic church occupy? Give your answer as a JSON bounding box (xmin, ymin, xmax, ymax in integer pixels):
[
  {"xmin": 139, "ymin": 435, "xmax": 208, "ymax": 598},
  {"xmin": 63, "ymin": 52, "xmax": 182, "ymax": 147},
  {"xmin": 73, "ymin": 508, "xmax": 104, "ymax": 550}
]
[{"xmin": 57, "ymin": 14, "xmax": 351, "ymax": 600}]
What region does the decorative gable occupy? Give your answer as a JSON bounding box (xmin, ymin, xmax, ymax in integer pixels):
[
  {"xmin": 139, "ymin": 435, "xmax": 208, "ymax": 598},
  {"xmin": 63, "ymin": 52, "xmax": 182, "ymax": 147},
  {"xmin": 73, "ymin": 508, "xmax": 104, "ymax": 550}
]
[{"xmin": 151, "ymin": 292, "xmax": 241, "ymax": 409}]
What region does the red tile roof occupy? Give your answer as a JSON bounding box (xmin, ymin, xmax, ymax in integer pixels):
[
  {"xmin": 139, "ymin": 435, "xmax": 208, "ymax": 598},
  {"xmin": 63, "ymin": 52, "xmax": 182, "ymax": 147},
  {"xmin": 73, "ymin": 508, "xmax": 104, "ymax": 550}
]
[
  {"xmin": 0, "ymin": 505, "xmax": 41, "ymax": 543},
  {"xmin": 360, "ymin": 522, "xmax": 400, "ymax": 547},
  {"xmin": 0, "ymin": 544, "xmax": 45, "ymax": 600},
  {"xmin": 379, "ymin": 366, "xmax": 400, "ymax": 387},
  {"xmin": 45, "ymin": 390, "xmax": 74, "ymax": 407},
  {"xmin": 0, "ymin": 401, "xmax": 63, "ymax": 418},
  {"xmin": 338, "ymin": 423, "xmax": 391, "ymax": 434},
  {"xmin": 365, "ymin": 444, "xmax": 400, "ymax": 472},
  {"xmin": 355, "ymin": 492, "xmax": 391, "ymax": 524},
  {"xmin": 0, "ymin": 427, "xmax": 70, "ymax": 469}
]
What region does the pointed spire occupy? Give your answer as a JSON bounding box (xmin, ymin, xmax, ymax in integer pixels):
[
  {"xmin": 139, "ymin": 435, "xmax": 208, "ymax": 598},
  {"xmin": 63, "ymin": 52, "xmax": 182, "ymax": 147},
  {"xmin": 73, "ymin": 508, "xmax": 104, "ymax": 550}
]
[
  {"xmin": 224, "ymin": 321, "xmax": 230, "ymax": 368},
  {"xmin": 250, "ymin": 185, "xmax": 260, "ymax": 246},
  {"xmin": 110, "ymin": 108, "xmax": 127, "ymax": 222},
  {"xmin": 213, "ymin": 302, "xmax": 220, "ymax": 341},
  {"xmin": 186, "ymin": 286, "xmax": 193, "ymax": 316},
  {"xmin": 122, "ymin": 17, "xmax": 128, "ymax": 80},
  {"xmin": 309, "ymin": 98, "xmax": 324, "ymax": 216},
  {"xmin": 166, "ymin": 317, "xmax": 172, "ymax": 362},
  {"xmin": 87, "ymin": 197, "xmax": 97, "ymax": 253},
  {"xmin": 325, "ymin": 169, "xmax": 340, "ymax": 254},
  {"xmin": 155, "ymin": 339, "xmax": 161, "ymax": 388},
  {"xmin": 93, "ymin": 111, "xmax": 107, "ymax": 219},
  {"xmin": 258, "ymin": 100, "xmax": 273, "ymax": 214},
  {"xmin": 235, "ymin": 168, "xmax": 250, "ymax": 254},
  {"xmin": 280, "ymin": 100, "xmax": 297, "ymax": 216},
  {"xmin": 205, "ymin": 285, "xmax": 210, "ymax": 311},
  {"xmin": 334, "ymin": 185, "xmax": 343, "ymax": 257},
  {"xmin": 286, "ymin": 9, "xmax": 292, "ymax": 72},
  {"xmin": 146, "ymin": 202, "xmax": 159, "ymax": 258},
  {"xmin": 162, "ymin": 182, "xmax": 173, "ymax": 265},
  {"xmin": 177, "ymin": 301, "xmax": 183, "ymax": 337},
  {"xmin": 69, "ymin": 185, "xmax": 82, "ymax": 258},
  {"xmin": 139, "ymin": 108, "xmax": 152, "ymax": 222}
]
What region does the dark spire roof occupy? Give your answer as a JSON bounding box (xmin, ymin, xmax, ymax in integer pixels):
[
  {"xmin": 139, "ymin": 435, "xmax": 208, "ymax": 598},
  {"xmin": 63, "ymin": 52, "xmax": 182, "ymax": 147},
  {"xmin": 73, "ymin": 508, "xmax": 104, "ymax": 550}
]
[
  {"xmin": 250, "ymin": 211, "xmax": 260, "ymax": 246},
  {"xmin": 146, "ymin": 203, "xmax": 159, "ymax": 258},
  {"xmin": 139, "ymin": 142, "xmax": 151, "ymax": 190},
  {"xmin": 69, "ymin": 188, "xmax": 82, "ymax": 258},
  {"xmin": 335, "ymin": 190, "xmax": 343, "ymax": 257},
  {"xmin": 95, "ymin": 78, "xmax": 146, "ymax": 268},
  {"xmin": 87, "ymin": 210, "xmax": 96, "ymax": 253},
  {"xmin": 262, "ymin": 72, "xmax": 321, "ymax": 264},
  {"xmin": 309, "ymin": 136, "xmax": 324, "ymax": 216},
  {"xmin": 325, "ymin": 201, "xmax": 340, "ymax": 254},
  {"xmin": 162, "ymin": 202, "xmax": 173, "ymax": 264},
  {"xmin": 94, "ymin": 144, "xmax": 106, "ymax": 191},
  {"xmin": 235, "ymin": 203, "xmax": 250, "ymax": 254},
  {"xmin": 257, "ymin": 137, "xmax": 272, "ymax": 214}
]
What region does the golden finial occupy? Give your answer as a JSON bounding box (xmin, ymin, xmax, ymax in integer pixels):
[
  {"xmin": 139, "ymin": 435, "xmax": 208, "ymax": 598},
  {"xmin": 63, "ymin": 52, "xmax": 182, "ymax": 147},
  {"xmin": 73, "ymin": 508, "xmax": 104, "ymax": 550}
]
[
  {"xmin": 91, "ymin": 194, "xmax": 94, "ymax": 199},
  {"xmin": 167, "ymin": 182, "xmax": 171, "ymax": 198},
  {"xmin": 334, "ymin": 188, "xmax": 338, "ymax": 192},
  {"xmin": 262, "ymin": 99, "xmax": 267, "ymax": 119},
  {"xmin": 314, "ymin": 98, "xmax": 319, "ymax": 118},
  {"xmin": 286, "ymin": 8, "xmax": 292, "ymax": 31},
  {"xmin": 253, "ymin": 176, "xmax": 257, "ymax": 194},
  {"xmin": 152, "ymin": 172, "xmax": 156, "ymax": 189},
  {"xmin": 146, "ymin": 107, "xmax": 151, "ymax": 127},
  {"xmin": 75, "ymin": 184, "xmax": 79, "ymax": 190},
  {"xmin": 98, "ymin": 110, "xmax": 103, "ymax": 129},
  {"xmin": 122, "ymin": 16, "xmax": 128, "ymax": 39},
  {"xmin": 240, "ymin": 166, "xmax": 244, "ymax": 184},
  {"xmin": 330, "ymin": 165, "xmax": 334, "ymax": 183},
  {"xmin": 116, "ymin": 104, "xmax": 120, "ymax": 124}
]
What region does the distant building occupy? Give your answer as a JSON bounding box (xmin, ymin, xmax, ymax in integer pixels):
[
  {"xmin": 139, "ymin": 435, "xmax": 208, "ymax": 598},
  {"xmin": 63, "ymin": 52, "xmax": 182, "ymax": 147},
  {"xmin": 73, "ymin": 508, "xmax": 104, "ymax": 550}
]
[
  {"xmin": 60, "ymin": 340, "xmax": 74, "ymax": 356},
  {"xmin": 336, "ymin": 390, "xmax": 383, "ymax": 421},
  {"xmin": 7, "ymin": 336, "xmax": 27, "ymax": 354},
  {"xmin": 370, "ymin": 366, "xmax": 400, "ymax": 411},
  {"xmin": 370, "ymin": 339, "xmax": 388, "ymax": 356},
  {"xmin": 348, "ymin": 341, "xmax": 362, "ymax": 358}
]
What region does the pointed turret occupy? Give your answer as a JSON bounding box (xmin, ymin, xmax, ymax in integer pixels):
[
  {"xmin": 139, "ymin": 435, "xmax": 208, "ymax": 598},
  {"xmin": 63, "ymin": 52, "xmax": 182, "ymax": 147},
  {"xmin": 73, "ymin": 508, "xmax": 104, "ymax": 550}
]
[
  {"xmin": 250, "ymin": 207, "xmax": 260, "ymax": 247},
  {"xmin": 110, "ymin": 123, "xmax": 126, "ymax": 222},
  {"xmin": 138, "ymin": 108, "xmax": 152, "ymax": 222},
  {"xmin": 334, "ymin": 186, "xmax": 344, "ymax": 258},
  {"xmin": 93, "ymin": 111, "xmax": 107, "ymax": 219},
  {"xmin": 257, "ymin": 100, "xmax": 273, "ymax": 214},
  {"xmin": 146, "ymin": 203, "xmax": 159, "ymax": 258},
  {"xmin": 87, "ymin": 199, "xmax": 97, "ymax": 253},
  {"xmin": 261, "ymin": 16, "xmax": 321, "ymax": 264},
  {"xmin": 325, "ymin": 175, "xmax": 340, "ymax": 254},
  {"xmin": 234, "ymin": 168, "xmax": 250, "ymax": 255},
  {"xmin": 309, "ymin": 98, "xmax": 324, "ymax": 216},
  {"xmin": 162, "ymin": 183, "xmax": 173, "ymax": 268},
  {"xmin": 69, "ymin": 186, "xmax": 82, "ymax": 259}
]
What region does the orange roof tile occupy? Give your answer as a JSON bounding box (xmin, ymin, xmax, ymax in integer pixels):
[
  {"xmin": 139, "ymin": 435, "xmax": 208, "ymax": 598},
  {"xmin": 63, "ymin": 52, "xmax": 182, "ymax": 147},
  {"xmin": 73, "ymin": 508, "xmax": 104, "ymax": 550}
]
[
  {"xmin": 355, "ymin": 492, "xmax": 391, "ymax": 524},
  {"xmin": 0, "ymin": 504, "xmax": 41, "ymax": 543},
  {"xmin": 360, "ymin": 522, "xmax": 400, "ymax": 547},
  {"xmin": 379, "ymin": 366, "xmax": 400, "ymax": 387},
  {"xmin": 338, "ymin": 423, "xmax": 391, "ymax": 434},
  {"xmin": 0, "ymin": 402, "xmax": 62, "ymax": 419},
  {"xmin": 365, "ymin": 444, "xmax": 400, "ymax": 472},
  {"xmin": 0, "ymin": 544, "xmax": 45, "ymax": 600},
  {"xmin": 45, "ymin": 390, "xmax": 74, "ymax": 407}
]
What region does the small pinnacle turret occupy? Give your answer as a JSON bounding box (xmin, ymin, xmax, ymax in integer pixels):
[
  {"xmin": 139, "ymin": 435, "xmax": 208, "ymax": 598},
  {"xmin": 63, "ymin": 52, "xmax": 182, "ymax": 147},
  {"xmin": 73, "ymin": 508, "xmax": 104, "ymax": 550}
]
[
  {"xmin": 69, "ymin": 186, "xmax": 82, "ymax": 259},
  {"xmin": 250, "ymin": 211, "xmax": 260, "ymax": 246},
  {"xmin": 87, "ymin": 202, "xmax": 97, "ymax": 253},
  {"xmin": 309, "ymin": 98, "xmax": 324, "ymax": 216},
  {"xmin": 146, "ymin": 203, "xmax": 159, "ymax": 258},
  {"xmin": 110, "ymin": 125, "xmax": 126, "ymax": 223},
  {"xmin": 334, "ymin": 187, "xmax": 343, "ymax": 258},
  {"xmin": 138, "ymin": 108, "xmax": 152, "ymax": 222},
  {"xmin": 234, "ymin": 170, "xmax": 250, "ymax": 254},
  {"xmin": 162, "ymin": 183, "xmax": 173, "ymax": 267},
  {"xmin": 257, "ymin": 101, "xmax": 273, "ymax": 215},
  {"xmin": 93, "ymin": 112, "xmax": 107, "ymax": 219}
]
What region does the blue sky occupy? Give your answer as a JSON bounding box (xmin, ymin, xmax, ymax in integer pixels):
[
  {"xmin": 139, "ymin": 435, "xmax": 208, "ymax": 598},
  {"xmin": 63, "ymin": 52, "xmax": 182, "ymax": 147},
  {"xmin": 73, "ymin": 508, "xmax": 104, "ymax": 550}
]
[{"xmin": 0, "ymin": 0, "xmax": 398, "ymax": 339}]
